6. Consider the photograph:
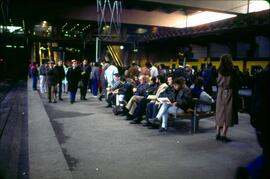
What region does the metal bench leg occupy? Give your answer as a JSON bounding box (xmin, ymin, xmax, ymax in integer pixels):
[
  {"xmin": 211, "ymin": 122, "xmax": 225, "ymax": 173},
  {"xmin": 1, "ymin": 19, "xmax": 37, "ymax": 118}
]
[{"xmin": 191, "ymin": 107, "xmax": 199, "ymax": 133}]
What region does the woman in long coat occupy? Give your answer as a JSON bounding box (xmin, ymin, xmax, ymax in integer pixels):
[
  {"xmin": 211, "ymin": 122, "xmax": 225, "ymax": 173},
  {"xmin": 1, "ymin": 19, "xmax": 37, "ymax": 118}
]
[
  {"xmin": 67, "ymin": 60, "xmax": 81, "ymax": 104},
  {"xmin": 215, "ymin": 54, "xmax": 234, "ymax": 142}
]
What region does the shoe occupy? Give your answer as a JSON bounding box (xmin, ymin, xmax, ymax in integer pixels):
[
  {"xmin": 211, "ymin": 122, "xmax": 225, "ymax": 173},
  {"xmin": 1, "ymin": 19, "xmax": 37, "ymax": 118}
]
[
  {"xmin": 216, "ymin": 134, "xmax": 221, "ymax": 141},
  {"xmin": 130, "ymin": 120, "xmax": 140, "ymax": 124},
  {"xmin": 53, "ymin": 100, "xmax": 57, "ymax": 103},
  {"xmin": 70, "ymin": 101, "xmax": 74, "ymax": 104},
  {"xmin": 159, "ymin": 127, "xmax": 167, "ymax": 132},
  {"xmin": 83, "ymin": 98, "xmax": 87, "ymax": 100},
  {"xmin": 106, "ymin": 105, "xmax": 112, "ymax": 108},
  {"xmin": 149, "ymin": 117, "xmax": 158, "ymax": 123},
  {"xmin": 126, "ymin": 114, "xmax": 135, "ymax": 120},
  {"xmin": 59, "ymin": 98, "xmax": 63, "ymax": 101},
  {"xmin": 98, "ymin": 96, "xmax": 103, "ymax": 101},
  {"xmin": 48, "ymin": 100, "xmax": 52, "ymax": 103},
  {"xmin": 221, "ymin": 136, "xmax": 232, "ymax": 143},
  {"xmin": 143, "ymin": 122, "xmax": 152, "ymax": 127}
]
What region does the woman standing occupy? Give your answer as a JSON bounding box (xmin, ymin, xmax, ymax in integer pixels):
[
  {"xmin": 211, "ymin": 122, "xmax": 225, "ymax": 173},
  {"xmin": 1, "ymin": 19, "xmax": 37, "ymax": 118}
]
[{"xmin": 215, "ymin": 54, "xmax": 234, "ymax": 142}]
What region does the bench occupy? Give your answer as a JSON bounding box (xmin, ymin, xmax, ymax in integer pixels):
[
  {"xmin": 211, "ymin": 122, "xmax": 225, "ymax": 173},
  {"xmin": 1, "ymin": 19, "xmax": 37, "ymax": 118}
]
[{"xmin": 169, "ymin": 98, "xmax": 215, "ymax": 133}]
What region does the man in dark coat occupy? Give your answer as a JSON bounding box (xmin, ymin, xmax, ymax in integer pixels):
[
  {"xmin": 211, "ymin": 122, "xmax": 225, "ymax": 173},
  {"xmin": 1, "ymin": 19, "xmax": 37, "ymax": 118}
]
[
  {"xmin": 47, "ymin": 61, "xmax": 59, "ymax": 103},
  {"xmin": 55, "ymin": 60, "xmax": 65, "ymax": 100},
  {"xmin": 67, "ymin": 60, "xmax": 81, "ymax": 104},
  {"xmin": 80, "ymin": 59, "xmax": 91, "ymax": 100}
]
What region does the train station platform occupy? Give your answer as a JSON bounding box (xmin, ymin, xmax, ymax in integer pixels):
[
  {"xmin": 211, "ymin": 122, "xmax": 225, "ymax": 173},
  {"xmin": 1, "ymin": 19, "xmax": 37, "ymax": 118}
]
[{"xmin": 0, "ymin": 79, "xmax": 262, "ymax": 179}]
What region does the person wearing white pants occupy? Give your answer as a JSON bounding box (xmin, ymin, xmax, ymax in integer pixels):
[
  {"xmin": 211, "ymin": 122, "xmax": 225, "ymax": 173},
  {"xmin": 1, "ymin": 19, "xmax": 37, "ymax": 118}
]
[
  {"xmin": 39, "ymin": 63, "xmax": 47, "ymax": 93},
  {"xmin": 155, "ymin": 103, "xmax": 184, "ymax": 131},
  {"xmin": 39, "ymin": 75, "xmax": 47, "ymax": 93}
]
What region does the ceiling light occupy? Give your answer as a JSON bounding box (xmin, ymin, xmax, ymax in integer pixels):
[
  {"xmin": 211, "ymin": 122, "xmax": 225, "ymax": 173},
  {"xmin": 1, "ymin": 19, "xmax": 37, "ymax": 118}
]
[
  {"xmin": 136, "ymin": 28, "xmax": 147, "ymax": 34},
  {"xmin": 120, "ymin": 45, "xmax": 124, "ymax": 50}
]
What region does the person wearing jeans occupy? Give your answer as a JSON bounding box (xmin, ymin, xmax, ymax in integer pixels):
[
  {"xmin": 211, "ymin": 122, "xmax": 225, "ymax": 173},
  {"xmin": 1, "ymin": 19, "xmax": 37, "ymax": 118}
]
[
  {"xmin": 67, "ymin": 60, "xmax": 81, "ymax": 104},
  {"xmin": 153, "ymin": 77, "xmax": 191, "ymax": 132}
]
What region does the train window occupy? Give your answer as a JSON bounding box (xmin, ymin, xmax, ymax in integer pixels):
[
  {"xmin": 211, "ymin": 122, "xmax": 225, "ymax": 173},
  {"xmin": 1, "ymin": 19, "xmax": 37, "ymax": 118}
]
[{"xmin": 251, "ymin": 65, "xmax": 263, "ymax": 75}]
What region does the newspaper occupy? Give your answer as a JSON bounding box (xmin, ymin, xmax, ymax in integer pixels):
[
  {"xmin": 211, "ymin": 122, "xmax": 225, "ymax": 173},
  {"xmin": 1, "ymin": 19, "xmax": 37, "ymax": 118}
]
[{"xmin": 157, "ymin": 97, "xmax": 171, "ymax": 104}]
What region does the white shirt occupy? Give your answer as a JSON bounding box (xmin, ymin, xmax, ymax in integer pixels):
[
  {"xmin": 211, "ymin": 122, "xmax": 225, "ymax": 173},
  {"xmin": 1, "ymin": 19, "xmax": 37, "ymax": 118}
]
[
  {"xmin": 150, "ymin": 66, "xmax": 158, "ymax": 78},
  {"xmin": 104, "ymin": 65, "xmax": 118, "ymax": 86}
]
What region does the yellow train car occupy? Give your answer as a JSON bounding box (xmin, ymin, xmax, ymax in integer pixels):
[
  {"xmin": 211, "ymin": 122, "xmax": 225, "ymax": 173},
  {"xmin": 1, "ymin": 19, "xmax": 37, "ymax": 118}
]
[{"xmin": 154, "ymin": 58, "xmax": 269, "ymax": 75}]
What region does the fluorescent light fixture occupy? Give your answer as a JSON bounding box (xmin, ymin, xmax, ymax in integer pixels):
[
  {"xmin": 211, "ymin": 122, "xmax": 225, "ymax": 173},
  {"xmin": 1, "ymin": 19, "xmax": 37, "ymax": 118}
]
[
  {"xmin": 7, "ymin": 26, "xmax": 22, "ymax": 33},
  {"xmin": 5, "ymin": 45, "xmax": 12, "ymax": 48},
  {"xmin": 19, "ymin": 46, "xmax": 24, "ymax": 48},
  {"xmin": 249, "ymin": 1, "xmax": 270, "ymax": 13},
  {"xmin": 187, "ymin": 11, "xmax": 236, "ymax": 27}
]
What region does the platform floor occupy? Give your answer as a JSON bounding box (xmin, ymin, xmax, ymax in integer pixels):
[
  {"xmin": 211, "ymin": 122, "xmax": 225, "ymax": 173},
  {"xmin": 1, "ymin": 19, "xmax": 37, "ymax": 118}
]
[{"xmin": 8, "ymin": 80, "xmax": 263, "ymax": 179}]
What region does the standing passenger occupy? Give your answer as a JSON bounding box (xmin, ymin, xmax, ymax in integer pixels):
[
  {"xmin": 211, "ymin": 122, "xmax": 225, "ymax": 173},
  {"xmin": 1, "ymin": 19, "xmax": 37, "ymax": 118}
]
[
  {"xmin": 104, "ymin": 62, "xmax": 118, "ymax": 87},
  {"xmin": 39, "ymin": 62, "xmax": 47, "ymax": 93},
  {"xmin": 90, "ymin": 62, "xmax": 99, "ymax": 97},
  {"xmin": 99, "ymin": 61, "xmax": 109, "ymax": 101},
  {"xmin": 80, "ymin": 60, "xmax": 91, "ymax": 100},
  {"xmin": 47, "ymin": 61, "xmax": 59, "ymax": 103},
  {"xmin": 31, "ymin": 63, "xmax": 39, "ymax": 90},
  {"xmin": 55, "ymin": 60, "xmax": 65, "ymax": 100},
  {"xmin": 62, "ymin": 63, "xmax": 69, "ymax": 93},
  {"xmin": 67, "ymin": 60, "xmax": 81, "ymax": 104},
  {"xmin": 215, "ymin": 54, "xmax": 234, "ymax": 142}
]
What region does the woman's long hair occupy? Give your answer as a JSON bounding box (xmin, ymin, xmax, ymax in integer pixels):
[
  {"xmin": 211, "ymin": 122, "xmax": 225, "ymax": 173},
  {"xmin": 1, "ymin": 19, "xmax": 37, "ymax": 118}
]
[{"xmin": 218, "ymin": 54, "xmax": 234, "ymax": 76}]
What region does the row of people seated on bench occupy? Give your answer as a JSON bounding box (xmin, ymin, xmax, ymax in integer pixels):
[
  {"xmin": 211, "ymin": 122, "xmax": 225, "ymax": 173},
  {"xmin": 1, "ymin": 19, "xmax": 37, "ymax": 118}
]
[{"xmin": 105, "ymin": 73, "xmax": 214, "ymax": 132}]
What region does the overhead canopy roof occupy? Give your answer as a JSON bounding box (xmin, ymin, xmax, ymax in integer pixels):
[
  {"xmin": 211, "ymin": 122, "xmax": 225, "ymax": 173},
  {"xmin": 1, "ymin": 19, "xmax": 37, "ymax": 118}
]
[
  {"xmin": 139, "ymin": 0, "xmax": 270, "ymax": 14},
  {"xmin": 7, "ymin": 0, "xmax": 270, "ymax": 27},
  {"xmin": 2, "ymin": 0, "xmax": 269, "ymax": 44}
]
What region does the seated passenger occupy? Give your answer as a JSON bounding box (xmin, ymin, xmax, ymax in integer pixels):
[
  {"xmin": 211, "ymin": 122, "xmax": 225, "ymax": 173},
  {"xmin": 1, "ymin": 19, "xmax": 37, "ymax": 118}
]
[
  {"xmin": 153, "ymin": 77, "xmax": 192, "ymax": 132},
  {"xmin": 144, "ymin": 75, "xmax": 168, "ymax": 127},
  {"xmin": 112, "ymin": 77, "xmax": 135, "ymax": 115},
  {"xmin": 191, "ymin": 77, "xmax": 214, "ymax": 112},
  {"xmin": 129, "ymin": 77, "xmax": 158, "ymax": 124},
  {"xmin": 125, "ymin": 75, "xmax": 150, "ymax": 120},
  {"xmin": 106, "ymin": 73, "xmax": 122, "ymax": 107}
]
